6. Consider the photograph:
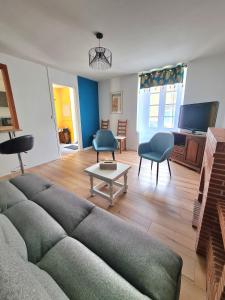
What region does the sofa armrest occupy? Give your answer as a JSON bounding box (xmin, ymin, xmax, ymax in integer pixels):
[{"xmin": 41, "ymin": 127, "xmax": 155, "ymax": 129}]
[
  {"xmin": 138, "ymin": 142, "xmax": 151, "ymax": 156},
  {"xmin": 113, "ymin": 138, "xmax": 119, "ymax": 150},
  {"xmin": 92, "ymin": 138, "xmax": 97, "ymax": 150}
]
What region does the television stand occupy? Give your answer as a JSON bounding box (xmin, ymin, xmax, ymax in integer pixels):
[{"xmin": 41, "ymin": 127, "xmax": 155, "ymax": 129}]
[
  {"xmin": 182, "ymin": 129, "xmax": 205, "ymax": 135},
  {"xmin": 170, "ymin": 131, "xmax": 206, "ymax": 172}
]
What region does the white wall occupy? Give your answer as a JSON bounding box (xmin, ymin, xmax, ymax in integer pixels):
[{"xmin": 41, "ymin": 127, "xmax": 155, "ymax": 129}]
[
  {"xmin": 99, "ymin": 75, "xmax": 139, "ymax": 150},
  {"xmin": 184, "ymin": 52, "xmax": 225, "ymax": 127},
  {"xmin": 99, "ymin": 53, "xmax": 225, "ymax": 153},
  {"xmin": 0, "ymin": 53, "xmax": 79, "ymax": 176}
]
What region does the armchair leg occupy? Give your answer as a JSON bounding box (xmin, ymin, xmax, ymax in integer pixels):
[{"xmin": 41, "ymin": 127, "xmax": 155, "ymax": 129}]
[
  {"xmin": 112, "ymin": 152, "xmax": 115, "ymax": 160},
  {"xmin": 167, "ymin": 159, "xmax": 171, "ymax": 177},
  {"xmin": 138, "ymin": 157, "xmax": 142, "ymax": 176},
  {"xmin": 97, "ymin": 152, "xmax": 99, "ymax": 163},
  {"xmin": 151, "ymin": 161, "xmax": 153, "ymax": 171},
  {"xmin": 156, "ymin": 163, "xmax": 159, "ymax": 185}
]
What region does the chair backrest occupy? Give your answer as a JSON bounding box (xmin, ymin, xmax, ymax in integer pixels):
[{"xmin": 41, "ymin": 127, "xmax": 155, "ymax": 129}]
[
  {"xmin": 117, "ymin": 120, "xmax": 127, "ymax": 136},
  {"xmin": 0, "ymin": 135, "xmax": 34, "ymax": 155},
  {"xmin": 149, "ymin": 132, "xmax": 174, "ymax": 154},
  {"xmin": 101, "ymin": 120, "xmax": 110, "ymax": 130},
  {"xmin": 95, "ymin": 130, "xmax": 115, "ymax": 147}
]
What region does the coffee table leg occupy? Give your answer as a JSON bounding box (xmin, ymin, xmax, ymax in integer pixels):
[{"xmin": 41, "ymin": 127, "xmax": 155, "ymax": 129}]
[
  {"xmin": 90, "ymin": 176, "xmax": 94, "ymax": 197},
  {"xmin": 124, "ymin": 172, "xmax": 128, "ymax": 193},
  {"xmin": 109, "ymin": 182, "xmax": 113, "ymax": 206}
]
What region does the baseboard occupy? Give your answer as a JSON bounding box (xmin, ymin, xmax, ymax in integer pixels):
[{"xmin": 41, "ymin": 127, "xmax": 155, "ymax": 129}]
[{"xmin": 82, "ymin": 146, "xmax": 93, "ymax": 151}]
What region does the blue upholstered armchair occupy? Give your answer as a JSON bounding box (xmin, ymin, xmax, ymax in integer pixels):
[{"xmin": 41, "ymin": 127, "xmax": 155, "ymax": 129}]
[
  {"xmin": 138, "ymin": 132, "xmax": 174, "ymax": 184},
  {"xmin": 93, "ymin": 130, "xmax": 118, "ymax": 162}
]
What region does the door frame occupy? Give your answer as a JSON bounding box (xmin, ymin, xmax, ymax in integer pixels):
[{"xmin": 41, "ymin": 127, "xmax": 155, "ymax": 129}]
[{"xmin": 51, "ymin": 83, "xmax": 83, "ymax": 157}]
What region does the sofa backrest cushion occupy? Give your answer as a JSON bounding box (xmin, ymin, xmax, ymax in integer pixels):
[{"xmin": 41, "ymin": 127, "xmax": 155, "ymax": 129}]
[
  {"xmin": 10, "ymin": 173, "xmax": 53, "ymax": 199},
  {"xmin": 0, "ymin": 181, "xmax": 27, "ymax": 212},
  {"xmin": 4, "ymin": 201, "xmax": 66, "ymax": 263},
  {"xmin": 32, "ymin": 186, "xmax": 94, "ymax": 235},
  {"xmin": 0, "ymin": 214, "xmax": 27, "ymax": 260}
]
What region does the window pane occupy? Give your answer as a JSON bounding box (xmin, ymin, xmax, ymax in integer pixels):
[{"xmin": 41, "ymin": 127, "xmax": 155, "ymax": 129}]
[
  {"xmin": 149, "ymin": 105, "xmax": 159, "ymax": 117},
  {"xmin": 150, "ymin": 86, "xmax": 160, "ymax": 93},
  {"xmin": 164, "ymin": 105, "xmax": 175, "ymax": 117},
  {"xmin": 149, "ymin": 117, "xmax": 158, "ymax": 128},
  {"xmin": 166, "ymin": 85, "xmax": 176, "ymax": 92},
  {"xmin": 165, "ymin": 92, "xmax": 176, "ymax": 104},
  {"xmin": 150, "ymin": 93, "xmax": 160, "ymax": 105},
  {"xmin": 164, "ymin": 117, "xmax": 174, "ymax": 128}
]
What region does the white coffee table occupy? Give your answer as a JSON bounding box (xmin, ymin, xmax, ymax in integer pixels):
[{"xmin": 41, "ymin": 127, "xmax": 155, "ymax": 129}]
[{"xmin": 84, "ymin": 162, "xmax": 131, "ymax": 206}]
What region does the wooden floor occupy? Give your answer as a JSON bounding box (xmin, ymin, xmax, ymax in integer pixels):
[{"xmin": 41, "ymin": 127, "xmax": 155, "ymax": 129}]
[{"xmin": 28, "ymin": 149, "xmax": 206, "ymax": 300}]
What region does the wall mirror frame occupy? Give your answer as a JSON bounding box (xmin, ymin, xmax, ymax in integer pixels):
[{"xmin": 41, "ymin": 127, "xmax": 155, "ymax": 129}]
[{"xmin": 0, "ymin": 63, "xmax": 19, "ymax": 132}]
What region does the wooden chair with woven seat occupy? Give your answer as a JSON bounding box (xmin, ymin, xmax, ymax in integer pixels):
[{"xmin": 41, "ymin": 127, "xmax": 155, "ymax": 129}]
[
  {"xmin": 101, "ymin": 120, "xmax": 110, "ymax": 130},
  {"xmin": 117, "ymin": 120, "xmax": 128, "ymax": 153}
]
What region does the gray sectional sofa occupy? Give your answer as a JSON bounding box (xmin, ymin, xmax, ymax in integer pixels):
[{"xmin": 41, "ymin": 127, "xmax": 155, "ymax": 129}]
[{"xmin": 0, "ymin": 173, "xmax": 182, "ymax": 300}]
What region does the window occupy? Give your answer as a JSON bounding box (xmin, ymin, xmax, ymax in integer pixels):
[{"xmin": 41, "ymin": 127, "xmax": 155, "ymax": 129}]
[
  {"xmin": 149, "ymin": 84, "xmax": 179, "ymax": 130},
  {"xmin": 137, "ymin": 77, "xmax": 186, "ymax": 143},
  {"xmin": 149, "ymin": 86, "xmax": 160, "ymax": 128}
]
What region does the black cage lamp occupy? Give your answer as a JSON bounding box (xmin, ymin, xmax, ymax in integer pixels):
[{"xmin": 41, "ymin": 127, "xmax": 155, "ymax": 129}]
[{"xmin": 89, "ymin": 32, "xmax": 112, "ymax": 70}]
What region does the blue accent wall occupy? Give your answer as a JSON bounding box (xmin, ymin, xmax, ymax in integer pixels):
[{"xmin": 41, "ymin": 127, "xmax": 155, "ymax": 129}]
[{"xmin": 78, "ymin": 76, "xmax": 99, "ymax": 148}]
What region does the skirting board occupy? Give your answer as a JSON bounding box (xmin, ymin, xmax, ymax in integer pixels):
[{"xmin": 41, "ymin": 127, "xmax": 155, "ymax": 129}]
[{"xmin": 82, "ymin": 146, "xmax": 93, "ymax": 151}]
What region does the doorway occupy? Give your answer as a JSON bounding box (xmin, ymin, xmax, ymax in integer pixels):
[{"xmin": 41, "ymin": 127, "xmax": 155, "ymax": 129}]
[{"xmin": 53, "ymin": 84, "xmax": 80, "ymax": 156}]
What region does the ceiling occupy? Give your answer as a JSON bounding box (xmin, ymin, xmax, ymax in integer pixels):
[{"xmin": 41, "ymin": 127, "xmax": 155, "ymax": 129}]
[{"xmin": 0, "ymin": 0, "xmax": 225, "ymax": 81}]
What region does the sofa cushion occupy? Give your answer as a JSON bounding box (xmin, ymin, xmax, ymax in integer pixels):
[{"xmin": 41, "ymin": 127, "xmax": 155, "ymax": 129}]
[
  {"xmin": 10, "ymin": 173, "xmax": 53, "ymax": 199},
  {"xmin": 73, "ymin": 207, "xmax": 182, "ymax": 300},
  {"xmin": 28, "ymin": 262, "xmax": 69, "ymax": 300},
  {"xmin": 32, "ymin": 186, "xmax": 94, "ymax": 234},
  {"xmin": 4, "ymin": 201, "xmax": 66, "ymax": 263},
  {"xmin": 0, "ymin": 181, "xmax": 27, "ymax": 212},
  {"xmin": 38, "ymin": 237, "xmax": 150, "ymax": 300},
  {"xmin": 0, "ymin": 214, "xmax": 27, "ymax": 260},
  {"xmin": 0, "ymin": 242, "xmax": 69, "ymax": 300}
]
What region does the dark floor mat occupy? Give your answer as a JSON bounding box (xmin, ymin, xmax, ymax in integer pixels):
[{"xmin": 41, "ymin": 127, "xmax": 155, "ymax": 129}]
[{"xmin": 64, "ymin": 145, "xmax": 78, "ymax": 150}]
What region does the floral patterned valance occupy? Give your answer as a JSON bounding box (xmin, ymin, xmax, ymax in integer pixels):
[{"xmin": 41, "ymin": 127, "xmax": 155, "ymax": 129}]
[{"xmin": 139, "ymin": 64, "xmax": 186, "ymax": 89}]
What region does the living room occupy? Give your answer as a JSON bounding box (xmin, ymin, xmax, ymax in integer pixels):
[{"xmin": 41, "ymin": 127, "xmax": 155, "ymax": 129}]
[{"xmin": 0, "ymin": 1, "xmax": 225, "ymax": 300}]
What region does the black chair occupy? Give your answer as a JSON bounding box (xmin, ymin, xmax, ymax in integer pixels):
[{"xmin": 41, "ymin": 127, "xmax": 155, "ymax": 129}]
[{"xmin": 0, "ymin": 135, "xmax": 34, "ymax": 174}]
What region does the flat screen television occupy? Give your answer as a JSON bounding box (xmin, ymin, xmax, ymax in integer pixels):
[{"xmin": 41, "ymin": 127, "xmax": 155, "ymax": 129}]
[{"xmin": 178, "ymin": 101, "xmax": 219, "ymax": 133}]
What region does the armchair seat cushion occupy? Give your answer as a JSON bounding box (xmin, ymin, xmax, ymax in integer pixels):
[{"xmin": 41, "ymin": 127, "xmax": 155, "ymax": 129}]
[
  {"xmin": 141, "ymin": 152, "xmax": 163, "ymax": 162},
  {"xmin": 95, "ymin": 146, "xmax": 116, "ymax": 152}
]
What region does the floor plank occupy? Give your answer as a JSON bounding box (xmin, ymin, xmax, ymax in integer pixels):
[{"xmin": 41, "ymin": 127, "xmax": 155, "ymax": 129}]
[{"xmin": 25, "ymin": 149, "xmax": 206, "ymax": 299}]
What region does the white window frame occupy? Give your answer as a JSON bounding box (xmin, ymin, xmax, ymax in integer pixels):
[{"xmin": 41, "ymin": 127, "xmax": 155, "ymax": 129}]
[{"xmin": 148, "ymin": 83, "xmax": 183, "ymax": 131}]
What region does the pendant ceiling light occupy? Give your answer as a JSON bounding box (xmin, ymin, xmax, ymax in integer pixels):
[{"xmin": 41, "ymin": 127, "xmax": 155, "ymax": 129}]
[{"xmin": 89, "ymin": 32, "xmax": 112, "ymax": 70}]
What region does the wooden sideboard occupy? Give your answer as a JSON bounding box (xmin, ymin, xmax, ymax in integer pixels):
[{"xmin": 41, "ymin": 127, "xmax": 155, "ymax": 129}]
[
  {"xmin": 170, "ymin": 131, "xmax": 206, "ymax": 172},
  {"xmin": 193, "ymin": 128, "xmax": 225, "ymax": 300}
]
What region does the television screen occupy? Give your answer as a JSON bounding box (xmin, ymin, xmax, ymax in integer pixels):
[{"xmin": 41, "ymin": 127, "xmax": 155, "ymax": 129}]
[{"xmin": 178, "ymin": 101, "xmax": 219, "ymax": 133}]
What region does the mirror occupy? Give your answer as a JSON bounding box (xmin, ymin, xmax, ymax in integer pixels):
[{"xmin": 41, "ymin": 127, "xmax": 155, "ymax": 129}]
[{"xmin": 0, "ymin": 64, "xmax": 19, "ymax": 131}]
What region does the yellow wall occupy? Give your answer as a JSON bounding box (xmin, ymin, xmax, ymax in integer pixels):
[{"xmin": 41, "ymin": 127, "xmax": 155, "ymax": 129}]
[{"xmin": 53, "ymin": 87, "xmax": 75, "ymax": 143}]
